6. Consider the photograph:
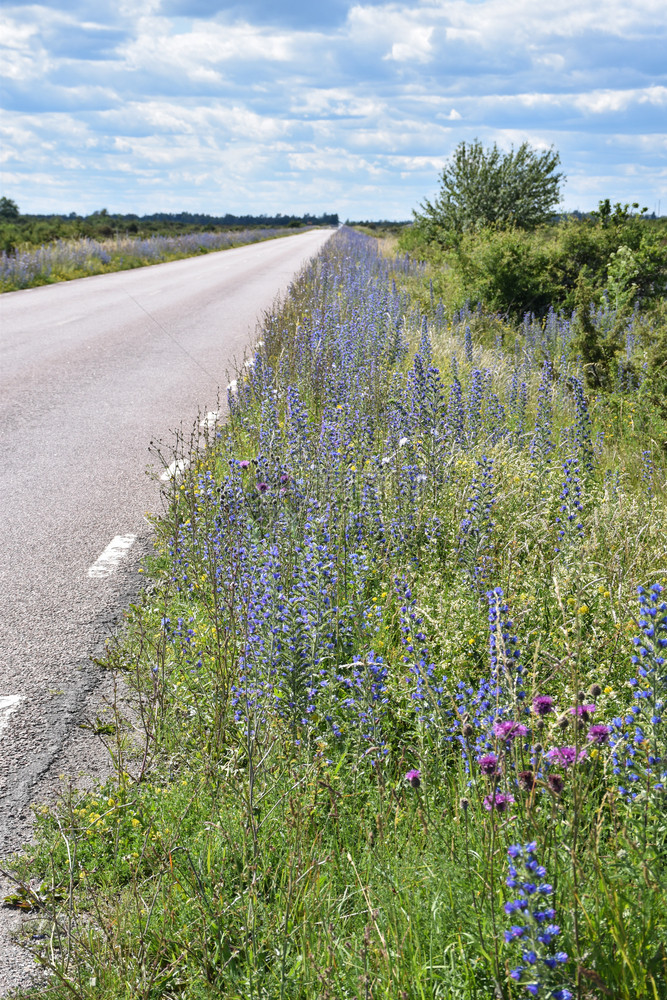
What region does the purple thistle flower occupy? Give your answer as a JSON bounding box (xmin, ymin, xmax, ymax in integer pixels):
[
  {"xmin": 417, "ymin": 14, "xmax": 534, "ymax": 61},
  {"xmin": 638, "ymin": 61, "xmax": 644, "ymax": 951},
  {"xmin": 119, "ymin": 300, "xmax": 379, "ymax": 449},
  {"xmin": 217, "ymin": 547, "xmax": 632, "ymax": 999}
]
[
  {"xmin": 546, "ymin": 746, "xmax": 586, "ymax": 768},
  {"xmin": 570, "ymin": 703, "xmax": 596, "ymax": 719},
  {"xmin": 238, "ymin": 460, "xmax": 250, "ymax": 469},
  {"xmin": 257, "ymin": 482, "xmax": 269, "ymax": 493},
  {"xmin": 519, "ymin": 769, "xmax": 536, "ymax": 790},
  {"xmin": 484, "ymin": 791, "xmax": 515, "ymax": 813},
  {"xmin": 587, "ymin": 724, "xmax": 611, "ymax": 744},
  {"xmin": 493, "ymin": 720, "xmax": 529, "ymax": 741},
  {"xmin": 548, "ymin": 774, "xmax": 564, "ymax": 794},
  {"xmin": 533, "ymin": 695, "xmax": 555, "ymax": 716},
  {"xmin": 478, "ymin": 753, "xmax": 500, "ymax": 776},
  {"xmin": 405, "ymin": 768, "xmax": 421, "ymax": 788}
]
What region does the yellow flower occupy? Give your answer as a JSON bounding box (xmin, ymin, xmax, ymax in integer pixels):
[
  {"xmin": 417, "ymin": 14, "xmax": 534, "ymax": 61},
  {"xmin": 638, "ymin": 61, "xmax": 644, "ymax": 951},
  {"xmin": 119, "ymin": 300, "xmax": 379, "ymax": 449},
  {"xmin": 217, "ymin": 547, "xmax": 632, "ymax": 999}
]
[{"xmin": 578, "ymin": 605, "xmax": 589, "ymax": 615}]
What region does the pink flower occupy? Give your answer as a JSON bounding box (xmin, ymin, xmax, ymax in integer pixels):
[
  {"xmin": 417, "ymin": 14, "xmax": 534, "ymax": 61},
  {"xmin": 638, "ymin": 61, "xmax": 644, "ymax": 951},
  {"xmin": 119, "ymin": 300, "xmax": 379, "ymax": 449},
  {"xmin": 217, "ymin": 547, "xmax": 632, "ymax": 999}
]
[
  {"xmin": 587, "ymin": 724, "xmax": 611, "ymax": 744},
  {"xmin": 546, "ymin": 746, "xmax": 586, "ymax": 768},
  {"xmin": 493, "ymin": 720, "xmax": 528, "ymax": 742},
  {"xmin": 478, "ymin": 753, "xmax": 500, "ymax": 776},
  {"xmin": 405, "ymin": 769, "xmax": 421, "ymax": 788},
  {"xmin": 238, "ymin": 460, "xmax": 250, "ymax": 469},
  {"xmin": 570, "ymin": 704, "xmax": 596, "ymax": 719},
  {"xmin": 483, "ymin": 792, "xmax": 515, "ymax": 813}
]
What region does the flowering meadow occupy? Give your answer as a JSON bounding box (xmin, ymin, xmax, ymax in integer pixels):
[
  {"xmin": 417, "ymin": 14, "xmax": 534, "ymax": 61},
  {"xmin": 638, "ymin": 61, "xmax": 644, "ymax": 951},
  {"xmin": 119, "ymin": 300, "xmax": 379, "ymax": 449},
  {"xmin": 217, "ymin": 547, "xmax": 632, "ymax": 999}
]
[
  {"xmin": 7, "ymin": 228, "xmax": 667, "ymax": 999},
  {"xmin": 0, "ymin": 227, "xmax": 303, "ymax": 291}
]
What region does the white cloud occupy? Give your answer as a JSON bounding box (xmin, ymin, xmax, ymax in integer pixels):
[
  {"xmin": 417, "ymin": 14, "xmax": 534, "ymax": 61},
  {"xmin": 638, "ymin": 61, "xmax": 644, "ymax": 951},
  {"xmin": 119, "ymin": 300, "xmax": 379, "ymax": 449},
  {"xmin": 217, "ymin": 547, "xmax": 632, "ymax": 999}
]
[
  {"xmin": 1, "ymin": 0, "xmax": 666, "ymax": 216},
  {"xmin": 0, "ymin": 14, "xmax": 46, "ymax": 80},
  {"xmin": 349, "ymin": 6, "xmax": 435, "ymax": 62},
  {"xmin": 574, "ymin": 85, "xmax": 667, "ymax": 114},
  {"xmin": 119, "ymin": 18, "xmax": 295, "ymax": 74},
  {"xmin": 289, "ymin": 88, "xmax": 385, "ymax": 120},
  {"xmin": 385, "ymin": 25, "xmax": 434, "ymax": 62}
]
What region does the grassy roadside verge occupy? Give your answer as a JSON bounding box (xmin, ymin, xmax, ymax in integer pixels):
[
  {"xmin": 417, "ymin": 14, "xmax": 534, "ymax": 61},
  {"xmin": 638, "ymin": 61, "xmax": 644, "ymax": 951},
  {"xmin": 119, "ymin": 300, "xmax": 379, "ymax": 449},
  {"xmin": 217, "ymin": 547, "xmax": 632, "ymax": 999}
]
[
  {"xmin": 3, "ymin": 228, "xmax": 667, "ymax": 999},
  {"xmin": 0, "ymin": 226, "xmax": 319, "ymax": 293}
]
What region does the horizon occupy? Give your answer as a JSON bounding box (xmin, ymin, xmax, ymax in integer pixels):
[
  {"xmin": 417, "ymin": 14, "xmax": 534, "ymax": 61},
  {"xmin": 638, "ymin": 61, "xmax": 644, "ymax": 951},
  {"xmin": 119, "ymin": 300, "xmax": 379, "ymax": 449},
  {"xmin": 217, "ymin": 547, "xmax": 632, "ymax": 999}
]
[{"xmin": 6, "ymin": 207, "xmax": 665, "ymax": 224}]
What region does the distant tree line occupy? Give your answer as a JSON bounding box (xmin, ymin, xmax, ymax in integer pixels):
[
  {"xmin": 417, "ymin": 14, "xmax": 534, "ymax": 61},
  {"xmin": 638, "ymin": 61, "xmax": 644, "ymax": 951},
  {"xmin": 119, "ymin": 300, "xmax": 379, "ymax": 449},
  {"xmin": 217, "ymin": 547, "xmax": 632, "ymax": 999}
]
[
  {"xmin": 0, "ymin": 201, "xmax": 338, "ymax": 254},
  {"xmin": 346, "ymin": 219, "xmax": 411, "ymax": 229}
]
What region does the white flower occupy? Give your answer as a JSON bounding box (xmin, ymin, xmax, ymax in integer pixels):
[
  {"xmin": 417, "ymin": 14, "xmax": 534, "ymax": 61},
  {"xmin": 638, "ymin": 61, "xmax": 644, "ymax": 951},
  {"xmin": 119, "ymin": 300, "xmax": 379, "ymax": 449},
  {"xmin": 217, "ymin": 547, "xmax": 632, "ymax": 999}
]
[
  {"xmin": 381, "ymin": 456, "xmax": 392, "ymax": 465},
  {"xmin": 399, "ymin": 436, "xmax": 409, "ymax": 447},
  {"xmin": 244, "ymin": 357, "xmax": 256, "ymax": 369},
  {"xmin": 227, "ymin": 379, "xmax": 238, "ymax": 393}
]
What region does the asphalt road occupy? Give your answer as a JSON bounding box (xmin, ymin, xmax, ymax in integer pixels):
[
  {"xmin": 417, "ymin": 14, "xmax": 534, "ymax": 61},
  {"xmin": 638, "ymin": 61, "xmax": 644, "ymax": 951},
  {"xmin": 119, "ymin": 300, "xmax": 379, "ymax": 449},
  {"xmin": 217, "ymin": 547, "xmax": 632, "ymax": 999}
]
[{"xmin": 0, "ymin": 228, "xmax": 332, "ymax": 990}]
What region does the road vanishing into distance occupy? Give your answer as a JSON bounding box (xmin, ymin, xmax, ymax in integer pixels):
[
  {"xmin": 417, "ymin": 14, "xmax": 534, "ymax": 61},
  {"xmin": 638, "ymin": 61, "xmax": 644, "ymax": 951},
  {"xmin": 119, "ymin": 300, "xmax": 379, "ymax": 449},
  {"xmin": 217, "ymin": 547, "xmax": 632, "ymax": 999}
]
[{"xmin": 0, "ymin": 228, "xmax": 332, "ymax": 991}]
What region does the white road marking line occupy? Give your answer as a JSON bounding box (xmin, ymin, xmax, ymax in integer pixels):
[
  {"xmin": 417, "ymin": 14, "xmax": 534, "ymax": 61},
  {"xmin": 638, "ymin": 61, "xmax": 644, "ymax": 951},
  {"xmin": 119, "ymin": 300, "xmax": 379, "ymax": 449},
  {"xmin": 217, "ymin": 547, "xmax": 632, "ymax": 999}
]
[
  {"xmin": 0, "ymin": 695, "xmax": 23, "ymax": 735},
  {"xmin": 199, "ymin": 411, "xmax": 219, "ymax": 430},
  {"xmin": 160, "ymin": 458, "xmax": 189, "ymax": 481},
  {"xmin": 88, "ymin": 534, "xmax": 137, "ymax": 579},
  {"xmin": 55, "ymin": 315, "xmax": 83, "ymax": 326}
]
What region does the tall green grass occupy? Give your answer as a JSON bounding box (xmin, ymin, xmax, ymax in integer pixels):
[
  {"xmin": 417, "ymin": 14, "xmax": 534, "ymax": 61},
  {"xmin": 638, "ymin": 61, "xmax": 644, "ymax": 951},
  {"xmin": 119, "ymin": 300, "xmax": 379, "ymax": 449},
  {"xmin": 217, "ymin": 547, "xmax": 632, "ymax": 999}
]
[{"xmin": 4, "ymin": 229, "xmax": 666, "ymax": 1000}]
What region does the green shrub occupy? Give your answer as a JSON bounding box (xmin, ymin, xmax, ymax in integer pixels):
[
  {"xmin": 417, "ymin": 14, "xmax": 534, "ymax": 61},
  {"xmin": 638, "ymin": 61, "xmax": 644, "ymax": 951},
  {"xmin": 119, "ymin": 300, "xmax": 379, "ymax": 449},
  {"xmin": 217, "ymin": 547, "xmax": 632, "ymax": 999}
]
[
  {"xmin": 400, "ymin": 204, "xmax": 667, "ymax": 334},
  {"xmin": 454, "ymin": 225, "xmax": 559, "ymax": 318}
]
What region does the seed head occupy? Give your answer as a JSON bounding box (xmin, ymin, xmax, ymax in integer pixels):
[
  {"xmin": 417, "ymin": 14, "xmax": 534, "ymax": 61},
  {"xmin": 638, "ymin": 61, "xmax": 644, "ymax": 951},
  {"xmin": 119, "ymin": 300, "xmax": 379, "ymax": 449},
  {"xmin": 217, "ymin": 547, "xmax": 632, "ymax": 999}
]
[{"xmin": 548, "ymin": 774, "xmax": 565, "ymax": 795}]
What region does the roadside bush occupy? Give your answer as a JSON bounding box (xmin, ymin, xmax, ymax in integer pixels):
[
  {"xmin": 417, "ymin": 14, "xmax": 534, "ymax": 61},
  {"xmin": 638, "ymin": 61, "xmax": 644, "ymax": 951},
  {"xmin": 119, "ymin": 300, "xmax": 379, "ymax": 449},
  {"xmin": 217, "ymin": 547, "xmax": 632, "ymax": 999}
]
[
  {"xmin": 454, "ymin": 225, "xmax": 559, "ymax": 318},
  {"xmin": 553, "ymin": 208, "xmax": 667, "ymax": 312},
  {"xmin": 400, "ymin": 203, "xmax": 667, "ymax": 325}
]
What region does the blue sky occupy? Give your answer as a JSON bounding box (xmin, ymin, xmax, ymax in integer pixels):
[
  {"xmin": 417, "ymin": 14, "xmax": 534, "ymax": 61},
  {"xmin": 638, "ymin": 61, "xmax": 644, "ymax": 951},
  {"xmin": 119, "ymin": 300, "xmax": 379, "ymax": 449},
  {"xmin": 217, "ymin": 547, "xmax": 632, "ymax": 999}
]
[{"xmin": 1, "ymin": 0, "xmax": 666, "ymax": 219}]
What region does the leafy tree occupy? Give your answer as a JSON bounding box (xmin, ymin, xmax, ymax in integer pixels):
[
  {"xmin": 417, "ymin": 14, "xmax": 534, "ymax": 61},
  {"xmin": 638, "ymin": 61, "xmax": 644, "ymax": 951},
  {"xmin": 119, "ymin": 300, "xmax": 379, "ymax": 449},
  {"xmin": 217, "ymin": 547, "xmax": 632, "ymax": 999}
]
[
  {"xmin": 0, "ymin": 196, "xmax": 19, "ymax": 219},
  {"xmin": 413, "ymin": 139, "xmax": 563, "ymax": 243}
]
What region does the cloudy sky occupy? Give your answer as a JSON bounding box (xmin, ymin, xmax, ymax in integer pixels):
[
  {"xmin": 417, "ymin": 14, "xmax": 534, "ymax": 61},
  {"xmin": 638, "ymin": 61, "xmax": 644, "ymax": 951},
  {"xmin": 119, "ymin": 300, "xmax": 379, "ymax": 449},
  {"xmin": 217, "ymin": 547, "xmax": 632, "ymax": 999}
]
[{"xmin": 1, "ymin": 0, "xmax": 666, "ymax": 219}]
